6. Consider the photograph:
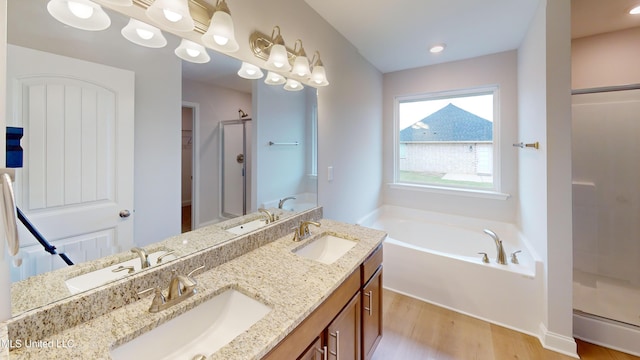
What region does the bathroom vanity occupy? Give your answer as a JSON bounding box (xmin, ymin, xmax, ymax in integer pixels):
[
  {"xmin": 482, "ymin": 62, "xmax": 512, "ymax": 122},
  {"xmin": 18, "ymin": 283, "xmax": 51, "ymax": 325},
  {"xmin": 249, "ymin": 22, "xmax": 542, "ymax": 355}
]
[
  {"xmin": 1, "ymin": 208, "xmax": 386, "ymax": 359},
  {"xmin": 264, "ymin": 243, "xmax": 382, "ymax": 360}
]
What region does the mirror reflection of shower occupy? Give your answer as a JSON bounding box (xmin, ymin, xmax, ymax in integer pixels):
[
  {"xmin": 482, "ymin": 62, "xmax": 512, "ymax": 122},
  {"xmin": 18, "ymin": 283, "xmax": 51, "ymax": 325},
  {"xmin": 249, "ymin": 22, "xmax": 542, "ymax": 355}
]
[{"xmin": 220, "ymin": 114, "xmax": 252, "ymax": 219}]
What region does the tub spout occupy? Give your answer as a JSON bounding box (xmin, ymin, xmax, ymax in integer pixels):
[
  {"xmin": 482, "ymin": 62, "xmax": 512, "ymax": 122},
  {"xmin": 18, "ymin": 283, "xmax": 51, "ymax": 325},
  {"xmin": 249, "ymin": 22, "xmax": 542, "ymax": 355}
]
[{"xmin": 483, "ymin": 229, "xmax": 507, "ymax": 265}]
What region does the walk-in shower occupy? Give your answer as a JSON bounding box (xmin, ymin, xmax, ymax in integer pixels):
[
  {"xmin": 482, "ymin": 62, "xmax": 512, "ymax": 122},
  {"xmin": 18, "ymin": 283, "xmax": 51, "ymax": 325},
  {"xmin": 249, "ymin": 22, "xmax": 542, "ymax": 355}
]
[{"xmin": 572, "ymin": 85, "xmax": 640, "ymax": 356}]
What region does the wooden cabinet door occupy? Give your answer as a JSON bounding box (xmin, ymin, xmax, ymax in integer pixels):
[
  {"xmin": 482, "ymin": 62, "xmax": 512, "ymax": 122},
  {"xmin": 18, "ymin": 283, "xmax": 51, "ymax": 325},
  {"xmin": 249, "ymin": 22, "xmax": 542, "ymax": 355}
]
[
  {"xmin": 362, "ymin": 266, "xmax": 383, "ymax": 360},
  {"xmin": 327, "ymin": 293, "xmax": 361, "ymax": 360},
  {"xmin": 298, "ymin": 337, "xmax": 324, "ymax": 360}
]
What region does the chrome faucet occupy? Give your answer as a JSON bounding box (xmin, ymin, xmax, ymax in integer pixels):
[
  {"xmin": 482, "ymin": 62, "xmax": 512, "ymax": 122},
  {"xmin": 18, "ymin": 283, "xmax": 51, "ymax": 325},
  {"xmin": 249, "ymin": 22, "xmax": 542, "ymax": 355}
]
[
  {"xmin": 293, "ymin": 220, "xmax": 321, "ymax": 242},
  {"xmin": 141, "ymin": 265, "xmax": 205, "ymax": 313},
  {"xmin": 483, "ymin": 229, "xmax": 507, "ymax": 265},
  {"xmin": 131, "ymin": 247, "xmax": 151, "ymax": 269},
  {"xmin": 258, "ymin": 208, "xmax": 276, "ymax": 223},
  {"xmin": 278, "ymin": 196, "xmax": 296, "ymax": 209}
]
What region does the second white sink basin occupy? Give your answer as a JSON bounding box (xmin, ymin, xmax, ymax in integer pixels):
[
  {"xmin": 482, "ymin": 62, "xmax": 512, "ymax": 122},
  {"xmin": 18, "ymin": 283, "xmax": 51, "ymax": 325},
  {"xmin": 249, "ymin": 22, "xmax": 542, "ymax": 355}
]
[
  {"xmin": 294, "ymin": 235, "xmax": 357, "ymax": 264},
  {"xmin": 110, "ymin": 288, "xmax": 272, "ymax": 360},
  {"xmin": 225, "ymin": 219, "xmax": 268, "ymax": 235}
]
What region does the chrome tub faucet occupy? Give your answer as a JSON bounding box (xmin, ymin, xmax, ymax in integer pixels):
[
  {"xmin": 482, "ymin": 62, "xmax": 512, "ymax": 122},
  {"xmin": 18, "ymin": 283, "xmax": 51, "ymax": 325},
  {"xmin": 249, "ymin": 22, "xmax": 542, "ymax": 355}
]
[
  {"xmin": 278, "ymin": 196, "xmax": 296, "ymax": 209},
  {"xmin": 483, "ymin": 229, "xmax": 507, "ymax": 265}
]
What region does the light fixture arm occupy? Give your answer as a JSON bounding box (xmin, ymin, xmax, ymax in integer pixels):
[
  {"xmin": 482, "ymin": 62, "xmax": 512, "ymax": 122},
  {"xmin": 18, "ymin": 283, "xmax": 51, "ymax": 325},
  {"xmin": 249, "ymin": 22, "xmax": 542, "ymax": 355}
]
[
  {"xmin": 310, "ymin": 50, "xmax": 324, "ymax": 67},
  {"xmin": 215, "ymin": 0, "xmax": 231, "ymax": 14},
  {"xmin": 293, "ymin": 39, "xmax": 307, "ymax": 57}
]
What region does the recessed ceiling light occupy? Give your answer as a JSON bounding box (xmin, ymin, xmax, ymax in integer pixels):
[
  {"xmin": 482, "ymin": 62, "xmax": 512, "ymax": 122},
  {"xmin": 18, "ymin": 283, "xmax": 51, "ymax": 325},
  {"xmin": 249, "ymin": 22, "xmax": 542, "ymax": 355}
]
[
  {"xmin": 630, "ymin": 5, "xmax": 640, "ymax": 14},
  {"xmin": 429, "ymin": 44, "xmax": 446, "ymax": 53}
]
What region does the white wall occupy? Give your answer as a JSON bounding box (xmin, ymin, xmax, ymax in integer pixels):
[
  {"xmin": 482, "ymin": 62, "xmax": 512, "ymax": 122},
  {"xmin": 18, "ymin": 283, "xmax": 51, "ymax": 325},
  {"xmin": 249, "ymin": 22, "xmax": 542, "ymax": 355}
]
[
  {"xmin": 518, "ymin": 0, "xmax": 575, "ymax": 355},
  {"xmin": 182, "ymin": 79, "xmax": 251, "ymax": 226},
  {"xmin": 7, "ymin": 0, "xmax": 182, "ymax": 247},
  {"xmin": 572, "ymin": 27, "xmax": 640, "ymax": 89},
  {"xmin": 383, "ymin": 51, "xmax": 519, "ymax": 222}
]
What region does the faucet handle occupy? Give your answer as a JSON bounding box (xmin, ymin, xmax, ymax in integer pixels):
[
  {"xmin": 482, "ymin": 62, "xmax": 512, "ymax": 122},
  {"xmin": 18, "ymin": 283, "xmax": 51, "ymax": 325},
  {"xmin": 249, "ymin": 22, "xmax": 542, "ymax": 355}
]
[
  {"xmin": 291, "ymin": 226, "xmax": 301, "ymax": 242},
  {"xmin": 187, "ymin": 265, "xmax": 205, "ymax": 278},
  {"xmin": 137, "ymin": 286, "xmax": 166, "ymax": 313},
  {"xmin": 157, "ymin": 250, "xmax": 176, "ymax": 264},
  {"xmin": 477, "ymin": 252, "xmax": 490, "ymax": 263},
  {"xmin": 510, "ymin": 250, "xmax": 522, "ymax": 264},
  {"xmin": 112, "ymin": 265, "xmax": 135, "ymax": 274}
]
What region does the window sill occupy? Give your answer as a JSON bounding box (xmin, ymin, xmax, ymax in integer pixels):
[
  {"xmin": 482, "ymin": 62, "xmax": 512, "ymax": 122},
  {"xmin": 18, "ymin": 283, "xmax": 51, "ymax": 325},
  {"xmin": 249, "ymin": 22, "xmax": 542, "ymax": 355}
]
[{"xmin": 388, "ymin": 183, "xmax": 511, "ymax": 200}]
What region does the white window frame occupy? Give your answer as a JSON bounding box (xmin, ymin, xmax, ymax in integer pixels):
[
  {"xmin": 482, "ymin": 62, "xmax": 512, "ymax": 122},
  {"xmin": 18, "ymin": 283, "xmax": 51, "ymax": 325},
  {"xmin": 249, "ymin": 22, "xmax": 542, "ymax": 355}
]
[{"xmin": 392, "ymin": 85, "xmax": 509, "ymax": 200}]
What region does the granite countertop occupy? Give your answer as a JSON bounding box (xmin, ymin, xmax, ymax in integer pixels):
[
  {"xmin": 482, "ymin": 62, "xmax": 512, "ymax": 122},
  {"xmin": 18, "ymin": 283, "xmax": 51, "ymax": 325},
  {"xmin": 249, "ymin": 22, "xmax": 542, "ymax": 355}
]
[
  {"xmin": 7, "ymin": 219, "xmax": 385, "ymax": 359},
  {"xmin": 10, "ymin": 209, "xmax": 295, "ymax": 316}
]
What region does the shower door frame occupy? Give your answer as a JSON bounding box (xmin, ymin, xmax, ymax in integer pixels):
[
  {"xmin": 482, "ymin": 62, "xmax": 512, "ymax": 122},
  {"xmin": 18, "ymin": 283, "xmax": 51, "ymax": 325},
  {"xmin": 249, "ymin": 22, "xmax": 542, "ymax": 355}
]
[
  {"xmin": 219, "ymin": 119, "xmax": 251, "ymax": 219},
  {"xmin": 571, "ymin": 83, "xmax": 640, "ymax": 357}
]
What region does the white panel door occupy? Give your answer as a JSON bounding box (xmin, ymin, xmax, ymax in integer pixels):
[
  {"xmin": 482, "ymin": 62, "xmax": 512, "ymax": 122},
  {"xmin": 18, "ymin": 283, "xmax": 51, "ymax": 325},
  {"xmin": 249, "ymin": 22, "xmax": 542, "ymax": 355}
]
[{"xmin": 6, "ymin": 45, "xmax": 135, "ymax": 264}]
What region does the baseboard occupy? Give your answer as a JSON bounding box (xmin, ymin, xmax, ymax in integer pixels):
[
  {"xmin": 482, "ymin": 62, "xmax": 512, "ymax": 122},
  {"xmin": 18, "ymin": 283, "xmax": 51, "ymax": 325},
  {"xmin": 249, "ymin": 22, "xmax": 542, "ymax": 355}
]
[
  {"xmin": 538, "ymin": 323, "xmax": 579, "ymax": 358},
  {"xmin": 573, "ymin": 311, "xmax": 640, "ymax": 357}
]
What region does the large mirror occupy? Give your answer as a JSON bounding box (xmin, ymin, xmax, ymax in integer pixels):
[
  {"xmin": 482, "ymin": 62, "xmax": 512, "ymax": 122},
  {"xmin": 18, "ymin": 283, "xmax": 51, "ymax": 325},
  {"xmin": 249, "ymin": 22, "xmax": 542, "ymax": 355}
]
[{"xmin": 6, "ymin": 0, "xmax": 318, "ymax": 316}]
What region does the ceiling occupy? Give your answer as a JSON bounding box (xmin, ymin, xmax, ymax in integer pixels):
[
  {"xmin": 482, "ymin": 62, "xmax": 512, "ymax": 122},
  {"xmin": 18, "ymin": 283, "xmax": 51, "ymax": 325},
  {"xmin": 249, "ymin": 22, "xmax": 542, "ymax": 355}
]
[
  {"xmin": 304, "ymin": 0, "xmax": 540, "ymax": 73},
  {"xmin": 304, "ymin": 0, "xmax": 640, "ymax": 74}
]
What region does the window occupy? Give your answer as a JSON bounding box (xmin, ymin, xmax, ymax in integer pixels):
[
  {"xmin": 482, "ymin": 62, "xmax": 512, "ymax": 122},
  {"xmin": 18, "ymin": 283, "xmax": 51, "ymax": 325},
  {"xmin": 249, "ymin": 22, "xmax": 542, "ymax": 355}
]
[{"xmin": 394, "ymin": 86, "xmax": 499, "ymax": 192}]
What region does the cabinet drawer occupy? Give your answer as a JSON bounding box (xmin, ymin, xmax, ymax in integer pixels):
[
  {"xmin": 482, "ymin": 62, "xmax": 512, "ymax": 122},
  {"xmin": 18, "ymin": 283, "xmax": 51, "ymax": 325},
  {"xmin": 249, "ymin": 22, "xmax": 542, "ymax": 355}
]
[{"xmin": 362, "ymin": 244, "xmax": 382, "ymax": 284}]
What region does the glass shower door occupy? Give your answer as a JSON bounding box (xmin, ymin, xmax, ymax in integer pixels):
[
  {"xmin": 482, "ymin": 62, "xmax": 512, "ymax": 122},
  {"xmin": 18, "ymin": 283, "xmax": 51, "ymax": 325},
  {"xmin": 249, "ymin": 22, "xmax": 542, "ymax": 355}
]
[{"xmin": 572, "ymin": 87, "xmax": 640, "ymax": 327}]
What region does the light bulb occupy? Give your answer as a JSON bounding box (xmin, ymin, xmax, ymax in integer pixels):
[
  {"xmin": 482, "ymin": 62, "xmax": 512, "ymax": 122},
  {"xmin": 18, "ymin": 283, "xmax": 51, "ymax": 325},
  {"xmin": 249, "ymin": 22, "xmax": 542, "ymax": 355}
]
[
  {"xmin": 67, "ymin": 1, "xmax": 93, "ymax": 19},
  {"xmin": 136, "ymin": 28, "xmax": 154, "ymax": 40},
  {"xmin": 213, "ymin": 35, "xmax": 229, "ymax": 46},
  {"xmin": 266, "ymin": 43, "xmax": 290, "ymax": 71},
  {"xmin": 284, "ymin": 79, "xmax": 303, "ymax": 91},
  {"xmin": 246, "ymin": 68, "xmax": 256, "ymax": 76},
  {"xmin": 264, "ymin": 71, "xmax": 286, "ymax": 85},
  {"xmin": 163, "ymin": 8, "xmax": 182, "ymax": 22},
  {"xmin": 429, "ymin": 44, "xmax": 446, "ymax": 53},
  {"xmin": 186, "ymin": 48, "xmax": 200, "ymax": 57}
]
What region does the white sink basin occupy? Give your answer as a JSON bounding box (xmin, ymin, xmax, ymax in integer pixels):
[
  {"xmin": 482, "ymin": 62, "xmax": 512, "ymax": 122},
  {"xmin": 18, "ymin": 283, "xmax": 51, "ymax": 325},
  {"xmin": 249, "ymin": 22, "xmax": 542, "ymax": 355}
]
[
  {"xmin": 110, "ymin": 289, "xmax": 272, "ymax": 360},
  {"xmin": 225, "ymin": 219, "xmax": 268, "ymax": 235},
  {"xmin": 294, "ymin": 235, "xmax": 357, "ymax": 264},
  {"xmin": 65, "ymin": 251, "xmax": 177, "ymax": 294}
]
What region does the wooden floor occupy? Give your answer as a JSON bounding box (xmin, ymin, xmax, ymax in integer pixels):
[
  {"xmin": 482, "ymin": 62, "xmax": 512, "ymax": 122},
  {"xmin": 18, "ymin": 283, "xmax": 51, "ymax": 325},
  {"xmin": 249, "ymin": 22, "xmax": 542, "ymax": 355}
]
[{"xmin": 371, "ymin": 289, "xmax": 640, "ymax": 360}]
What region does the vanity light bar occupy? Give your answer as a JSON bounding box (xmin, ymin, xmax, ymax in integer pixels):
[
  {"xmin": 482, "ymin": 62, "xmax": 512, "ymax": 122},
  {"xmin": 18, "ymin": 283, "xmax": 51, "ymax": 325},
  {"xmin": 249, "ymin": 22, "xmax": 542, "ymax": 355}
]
[{"xmin": 132, "ymin": 0, "xmax": 214, "ymax": 34}]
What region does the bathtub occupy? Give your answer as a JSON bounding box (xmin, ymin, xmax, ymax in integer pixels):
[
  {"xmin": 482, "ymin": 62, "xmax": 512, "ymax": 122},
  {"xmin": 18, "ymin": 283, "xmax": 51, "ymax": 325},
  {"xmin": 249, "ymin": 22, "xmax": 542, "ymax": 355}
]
[{"xmin": 359, "ymin": 205, "xmax": 544, "ymax": 337}]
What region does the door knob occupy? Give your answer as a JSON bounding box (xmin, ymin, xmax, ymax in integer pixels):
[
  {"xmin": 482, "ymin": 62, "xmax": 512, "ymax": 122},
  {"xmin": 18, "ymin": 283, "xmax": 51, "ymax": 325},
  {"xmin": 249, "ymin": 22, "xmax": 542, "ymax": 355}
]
[{"xmin": 119, "ymin": 210, "xmax": 131, "ymax": 218}]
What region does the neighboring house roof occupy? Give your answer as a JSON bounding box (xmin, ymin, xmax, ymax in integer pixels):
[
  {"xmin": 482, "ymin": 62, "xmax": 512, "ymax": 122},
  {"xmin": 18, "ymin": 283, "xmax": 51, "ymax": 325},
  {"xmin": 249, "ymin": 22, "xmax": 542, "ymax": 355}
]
[{"xmin": 400, "ymin": 103, "xmax": 493, "ymax": 142}]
